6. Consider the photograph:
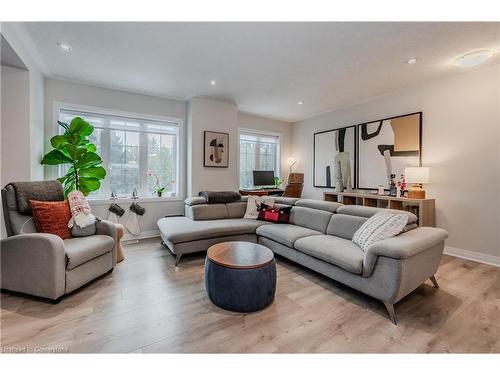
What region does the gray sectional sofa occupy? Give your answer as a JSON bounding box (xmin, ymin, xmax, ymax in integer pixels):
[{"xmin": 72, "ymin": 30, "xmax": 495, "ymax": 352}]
[{"xmin": 157, "ymin": 196, "xmax": 448, "ymax": 323}]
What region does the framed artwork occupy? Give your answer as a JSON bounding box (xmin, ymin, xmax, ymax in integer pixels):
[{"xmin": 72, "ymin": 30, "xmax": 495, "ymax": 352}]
[
  {"xmin": 204, "ymin": 131, "xmax": 229, "ymax": 168},
  {"xmin": 357, "ymin": 112, "xmax": 422, "ymax": 190},
  {"xmin": 313, "ymin": 125, "xmax": 356, "ymax": 189}
]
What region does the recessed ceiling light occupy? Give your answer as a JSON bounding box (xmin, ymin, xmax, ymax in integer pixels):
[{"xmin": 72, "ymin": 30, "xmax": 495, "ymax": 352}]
[
  {"xmin": 58, "ymin": 43, "xmax": 72, "ymax": 51},
  {"xmin": 407, "ymin": 57, "xmax": 418, "ymax": 65},
  {"xmin": 455, "ymin": 50, "xmax": 492, "ymax": 68},
  {"xmin": 298, "ymin": 101, "xmax": 304, "ymax": 105},
  {"xmin": 210, "ymin": 80, "xmax": 217, "ymax": 86}
]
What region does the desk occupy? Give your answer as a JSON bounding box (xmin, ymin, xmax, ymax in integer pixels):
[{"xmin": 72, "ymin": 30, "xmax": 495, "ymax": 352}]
[{"xmin": 239, "ymin": 188, "xmax": 284, "ymax": 197}]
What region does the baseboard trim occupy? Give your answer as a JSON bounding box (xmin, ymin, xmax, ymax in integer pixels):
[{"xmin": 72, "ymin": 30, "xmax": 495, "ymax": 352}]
[
  {"xmin": 444, "ymin": 246, "xmax": 500, "ymax": 268},
  {"xmin": 122, "ymin": 229, "xmax": 160, "ymax": 243}
]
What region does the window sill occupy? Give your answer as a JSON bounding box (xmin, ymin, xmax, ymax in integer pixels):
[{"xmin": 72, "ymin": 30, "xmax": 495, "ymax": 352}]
[{"xmin": 88, "ymin": 196, "xmax": 184, "ymax": 206}]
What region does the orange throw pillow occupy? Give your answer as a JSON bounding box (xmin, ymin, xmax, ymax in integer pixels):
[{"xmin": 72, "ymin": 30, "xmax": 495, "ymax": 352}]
[{"xmin": 29, "ymin": 200, "xmax": 72, "ymax": 239}]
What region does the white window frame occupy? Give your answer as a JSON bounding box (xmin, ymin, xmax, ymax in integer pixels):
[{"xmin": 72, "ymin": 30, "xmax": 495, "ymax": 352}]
[
  {"xmin": 238, "ymin": 127, "xmax": 282, "ymax": 189},
  {"xmin": 50, "ymin": 102, "xmax": 185, "ymax": 203}
]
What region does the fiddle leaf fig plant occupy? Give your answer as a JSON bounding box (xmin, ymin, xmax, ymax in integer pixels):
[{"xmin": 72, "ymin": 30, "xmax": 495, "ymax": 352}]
[{"xmin": 41, "ymin": 117, "xmax": 106, "ymax": 197}]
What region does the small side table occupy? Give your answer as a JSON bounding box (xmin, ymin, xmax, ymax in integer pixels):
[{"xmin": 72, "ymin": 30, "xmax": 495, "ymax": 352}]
[
  {"xmin": 115, "ymin": 223, "xmax": 125, "ymax": 263},
  {"xmin": 205, "ymin": 242, "xmax": 276, "ymax": 312}
]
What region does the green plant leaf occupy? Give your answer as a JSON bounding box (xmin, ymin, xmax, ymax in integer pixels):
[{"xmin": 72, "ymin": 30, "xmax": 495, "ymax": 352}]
[
  {"xmin": 63, "ymin": 144, "xmax": 78, "ymax": 159},
  {"xmin": 57, "ymin": 121, "xmax": 69, "ymax": 131},
  {"xmin": 60, "ymin": 171, "xmax": 76, "ymax": 182},
  {"xmin": 41, "ymin": 149, "xmax": 72, "ymax": 165},
  {"xmin": 75, "ymin": 152, "xmax": 102, "ymax": 169},
  {"xmin": 85, "ymin": 143, "xmax": 97, "ymax": 152},
  {"xmin": 75, "ymin": 139, "xmax": 89, "ymax": 148},
  {"xmin": 50, "ymin": 135, "xmax": 69, "ymax": 149},
  {"xmin": 44, "ymin": 116, "xmax": 105, "ymax": 198},
  {"xmin": 63, "ymin": 144, "xmax": 87, "ymax": 161},
  {"xmin": 69, "ymin": 117, "xmax": 94, "ymax": 136},
  {"xmin": 78, "ymin": 166, "xmax": 106, "ymax": 179},
  {"xmin": 68, "ymin": 133, "xmax": 81, "ymax": 145},
  {"xmin": 63, "ymin": 180, "xmax": 76, "ymax": 198},
  {"xmin": 79, "ymin": 177, "xmax": 101, "ymax": 196},
  {"xmin": 58, "ymin": 169, "xmax": 76, "ymax": 186}
]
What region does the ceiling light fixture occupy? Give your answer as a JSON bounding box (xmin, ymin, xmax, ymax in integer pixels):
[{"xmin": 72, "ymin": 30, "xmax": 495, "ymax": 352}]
[
  {"xmin": 58, "ymin": 43, "xmax": 72, "ymax": 51},
  {"xmin": 455, "ymin": 50, "xmax": 493, "ymax": 68},
  {"xmin": 298, "ymin": 101, "xmax": 304, "ymax": 105},
  {"xmin": 210, "ymin": 79, "xmax": 217, "ymax": 86},
  {"xmin": 407, "ymin": 57, "xmax": 418, "ymax": 64}
]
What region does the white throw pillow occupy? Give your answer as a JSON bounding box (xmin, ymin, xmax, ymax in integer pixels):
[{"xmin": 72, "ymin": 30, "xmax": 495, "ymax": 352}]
[
  {"xmin": 243, "ymin": 195, "xmax": 275, "ymax": 219},
  {"xmin": 352, "ymin": 211, "xmax": 408, "ymax": 251}
]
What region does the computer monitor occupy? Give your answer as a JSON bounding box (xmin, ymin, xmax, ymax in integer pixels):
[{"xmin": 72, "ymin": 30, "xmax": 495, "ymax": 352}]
[{"xmin": 253, "ymin": 170, "xmax": 275, "ymax": 187}]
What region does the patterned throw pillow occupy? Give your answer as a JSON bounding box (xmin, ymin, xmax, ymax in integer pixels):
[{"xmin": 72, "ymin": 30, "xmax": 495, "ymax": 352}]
[
  {"xmin": 257, "ymin": 203, "xmax": 291, "ymax": 224},
  {"xmin": 29, "ymin": 200, "xmax": 72, "ymax": 239},
  {"xmin": 352, "ymin": 211, "xmax": 408, "ymax": 251},
  {"xmin": 243, "ymin": 195, "xmax": 275, "ymax": 219}
]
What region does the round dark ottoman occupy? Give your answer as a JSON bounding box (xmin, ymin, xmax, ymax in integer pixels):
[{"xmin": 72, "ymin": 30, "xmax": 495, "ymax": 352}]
[{"xmin": 205, "ymin": 242, "xmax": 277, "ymax": 313}]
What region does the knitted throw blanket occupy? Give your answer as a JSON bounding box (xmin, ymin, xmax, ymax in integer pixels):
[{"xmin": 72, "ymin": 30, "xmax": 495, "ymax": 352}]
[
  {"xmin": 8, "ymin": 181, "xmax": 64, "ymax": 215},
  {"xmin": 67, "ymin": 190, "xmax": 96, "ymax": 228}
]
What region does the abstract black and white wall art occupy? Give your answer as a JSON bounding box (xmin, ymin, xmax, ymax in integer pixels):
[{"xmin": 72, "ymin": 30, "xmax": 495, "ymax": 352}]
[
  {"xmin": 357, "ymin": 112, "xmax": 421, "ymax": 189},
  {"xmin": 204, "ymin": 131, "xmax": 229, "ymax": 167},
  {"xmin": 313, "ymin": 126, "xmax": 356, "ymax": 189}
]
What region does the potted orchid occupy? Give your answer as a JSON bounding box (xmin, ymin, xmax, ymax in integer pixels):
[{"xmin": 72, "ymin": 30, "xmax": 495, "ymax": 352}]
[{"xmin": 146, "ymin": 172, "xmax": 166, "ymax": 197}]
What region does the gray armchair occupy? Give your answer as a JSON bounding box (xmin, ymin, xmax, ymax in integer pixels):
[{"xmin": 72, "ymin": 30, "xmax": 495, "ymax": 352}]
[{"xmin": 1, "ymin": 181, "xmax": 116, "ymax": 302}]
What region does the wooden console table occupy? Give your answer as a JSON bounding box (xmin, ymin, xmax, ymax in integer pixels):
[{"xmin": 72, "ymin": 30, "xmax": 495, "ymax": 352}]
[{"xmin": 323, "ymin": 191, "xmax": 435, "ymax": 227}]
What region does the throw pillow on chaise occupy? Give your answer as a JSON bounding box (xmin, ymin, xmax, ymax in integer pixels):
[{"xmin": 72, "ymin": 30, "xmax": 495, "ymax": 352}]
[
  {"xmin": 257, "ymin": 203, "xmax": 291, "ymax": 224},
  {"xmin": 243, "ymin": 195, "xmax": 275, "ymax": 219},
  {"xmin": 352, "ymin": 211, "xmax": 408, "ymax": 251}
]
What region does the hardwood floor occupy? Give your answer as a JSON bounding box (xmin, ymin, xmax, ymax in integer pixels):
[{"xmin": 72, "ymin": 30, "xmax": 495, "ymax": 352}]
[{"xmin": 1, "ymin": 238, "xmax": 499, "ymax": 353}]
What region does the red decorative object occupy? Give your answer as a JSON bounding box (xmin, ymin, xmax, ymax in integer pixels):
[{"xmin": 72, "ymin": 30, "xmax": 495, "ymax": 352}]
[
  {"xmin": 257, "ymin": 203, "xmax": 291, "ymax": 224},
  {"xmin": 29, "ymin": 200, "xmax": 72, "ymax": 239}
]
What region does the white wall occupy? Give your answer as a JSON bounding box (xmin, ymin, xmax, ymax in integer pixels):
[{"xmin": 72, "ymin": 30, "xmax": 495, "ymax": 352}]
[
  {"xmin": 1, "ymin": 24, "xmax": 45, "ymax": 181},
  {"xmin": 187, "ymin": 97, "xmax": 239, "ymax": 196},
  {"xmin": 1, "ymin": 66, "xmax": 31, "ymax": 184},
  {"xmin": 1, "ymin": 26, "xmax": 46, "ymax": 238},
  {"xmin": 292, "ymin": 65, "xmax": 500, "ymax": 260},
  {"xmin": 44, "ymin": 78, "xmax": 188, "ymax": 238},
  {"xmin": 187, "ymin": 97, "xmax": 294, "ymax": 196},
  {"xmin": 29, "ymin": 67, "xmax": 45, "ymax": 181}
]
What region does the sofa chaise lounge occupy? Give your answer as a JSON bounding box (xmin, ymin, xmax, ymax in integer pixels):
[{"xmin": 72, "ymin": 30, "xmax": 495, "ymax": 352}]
[{"xmin": 157, "ymin": 196, "xmax": 448, "ymax": 323}]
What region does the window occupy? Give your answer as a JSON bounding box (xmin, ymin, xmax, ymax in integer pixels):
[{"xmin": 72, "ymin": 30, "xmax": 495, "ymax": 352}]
[
  {"xmin": 239, "ymin": 131, "xmax": 280, "ymax": 188},
  {"xmin": 58, "ymin": 107, "xmax": 180, "ymax": 199}
]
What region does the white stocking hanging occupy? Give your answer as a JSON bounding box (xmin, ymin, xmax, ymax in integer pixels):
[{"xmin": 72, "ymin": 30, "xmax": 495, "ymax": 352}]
[
  {"xmin": 108, "ymin": 211, "xmax": 120, "ymax": 224},
  {"xmin": 125, "ymin": 211, "xmax": 141, "ymax": 236}
]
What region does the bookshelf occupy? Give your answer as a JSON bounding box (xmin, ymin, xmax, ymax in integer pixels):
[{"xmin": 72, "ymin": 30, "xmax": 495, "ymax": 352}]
[{"xmin": 323, "ymin": 191, "xmax": 435, "ymax": 227}]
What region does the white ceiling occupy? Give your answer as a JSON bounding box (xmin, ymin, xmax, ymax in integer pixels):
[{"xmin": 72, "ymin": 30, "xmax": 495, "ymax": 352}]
[{"xmin": 20, "ymin": 22, "xmax": 500, "ymax": 122}]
